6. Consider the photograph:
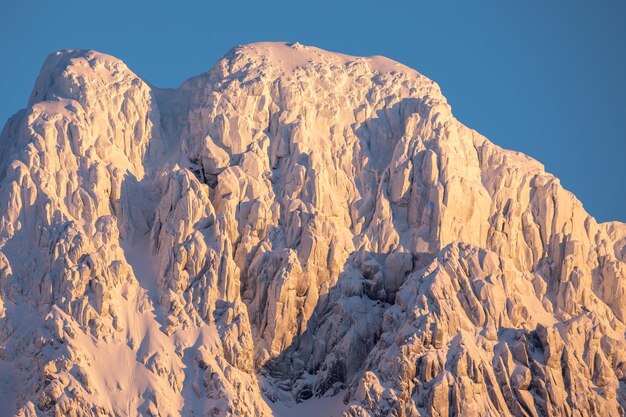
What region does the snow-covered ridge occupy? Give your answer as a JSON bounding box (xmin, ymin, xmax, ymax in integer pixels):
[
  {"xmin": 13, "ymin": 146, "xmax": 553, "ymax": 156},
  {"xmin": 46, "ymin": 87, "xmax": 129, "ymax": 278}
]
[
  {"xmin": 0, "ymin": 42, "xmax": 625, "ymax": 417},
  {"xmin": 222, "ymin": 42, "xmax": 421, "ymax": 74}
]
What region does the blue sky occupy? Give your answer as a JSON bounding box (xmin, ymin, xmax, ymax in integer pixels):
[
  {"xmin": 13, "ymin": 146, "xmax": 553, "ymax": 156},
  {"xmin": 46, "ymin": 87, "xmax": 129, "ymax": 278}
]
[{"xmin": 1, "ymin": 0, "xmax": 624, "ymax": 222}]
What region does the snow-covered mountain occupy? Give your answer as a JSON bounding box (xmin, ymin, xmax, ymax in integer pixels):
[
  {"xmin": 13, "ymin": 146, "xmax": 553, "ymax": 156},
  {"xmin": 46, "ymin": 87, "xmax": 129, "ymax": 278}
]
[{"xmin": 0, "ymin": 42, "xmax": 625, "ymax": 417}]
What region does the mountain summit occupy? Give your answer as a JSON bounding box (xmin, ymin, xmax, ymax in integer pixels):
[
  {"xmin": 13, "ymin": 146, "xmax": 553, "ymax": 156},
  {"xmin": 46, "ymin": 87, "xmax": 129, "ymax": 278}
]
[{"xmin": 0, "ymin": 42, "xmax": 625, "ymax": 417}]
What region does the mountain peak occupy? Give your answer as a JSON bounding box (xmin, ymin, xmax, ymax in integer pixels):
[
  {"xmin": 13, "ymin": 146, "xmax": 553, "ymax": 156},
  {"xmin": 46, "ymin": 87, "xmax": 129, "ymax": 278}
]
[
  {"xmin": 0, "ymin": 43, "xmax": 625, "ymax": 417},
  {"xmin": 28, "ymin": 49, "xmax": 138, "ymax": 106},
  {"xmin": 224, "ymin": 41, "xmax": 418, "ymax": 75}
]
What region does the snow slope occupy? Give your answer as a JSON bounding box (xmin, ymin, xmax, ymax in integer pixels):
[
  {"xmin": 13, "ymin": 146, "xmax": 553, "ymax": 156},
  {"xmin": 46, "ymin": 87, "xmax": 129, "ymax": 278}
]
[{"xmin": 0, "ymin": 42, "xmax": 625, "ymax": 417}]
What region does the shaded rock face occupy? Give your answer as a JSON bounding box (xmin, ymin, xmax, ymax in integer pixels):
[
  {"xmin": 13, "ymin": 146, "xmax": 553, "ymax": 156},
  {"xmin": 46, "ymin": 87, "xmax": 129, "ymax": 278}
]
[{"xmin": 0, "ymin": 42, "xmax": 624, "ymax": 417}]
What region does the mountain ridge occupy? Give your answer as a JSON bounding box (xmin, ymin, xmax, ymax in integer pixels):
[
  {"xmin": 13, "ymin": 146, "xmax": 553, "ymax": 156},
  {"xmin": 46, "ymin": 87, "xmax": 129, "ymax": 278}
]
[{"xmin": 0, "ymin": 42, "xmax": 625, "ymax": 417}]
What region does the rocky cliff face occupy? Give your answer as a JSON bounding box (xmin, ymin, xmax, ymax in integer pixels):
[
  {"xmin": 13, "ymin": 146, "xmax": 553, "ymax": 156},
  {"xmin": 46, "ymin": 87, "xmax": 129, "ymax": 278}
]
[{"xmin": 0, "ymin": 42, "xmax": 624, "ymax": 417}]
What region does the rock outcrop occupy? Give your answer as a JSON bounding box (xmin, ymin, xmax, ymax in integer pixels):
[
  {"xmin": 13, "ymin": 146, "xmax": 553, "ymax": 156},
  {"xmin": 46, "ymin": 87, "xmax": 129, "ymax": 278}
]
[{"xmin": 0, "ymin": 42, "xmax": 624, "ymax": 417}]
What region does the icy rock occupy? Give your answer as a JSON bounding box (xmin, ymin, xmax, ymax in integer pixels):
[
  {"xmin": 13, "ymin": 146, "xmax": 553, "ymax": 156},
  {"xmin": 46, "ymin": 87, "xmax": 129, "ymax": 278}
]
[
  {"xmin": 0, "ymin": 42, "xmax": 624, "ymax": 417},
  {"xmin": 200, "ymin": 134, "xmax": 230, "ymax": 175}
]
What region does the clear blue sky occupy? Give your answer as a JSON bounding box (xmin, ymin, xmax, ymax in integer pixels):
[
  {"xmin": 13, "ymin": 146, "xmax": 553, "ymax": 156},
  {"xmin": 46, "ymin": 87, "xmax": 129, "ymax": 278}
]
[{"xmin": 1, "ymin": 0, "xmax": 624, "ymax": 222}]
